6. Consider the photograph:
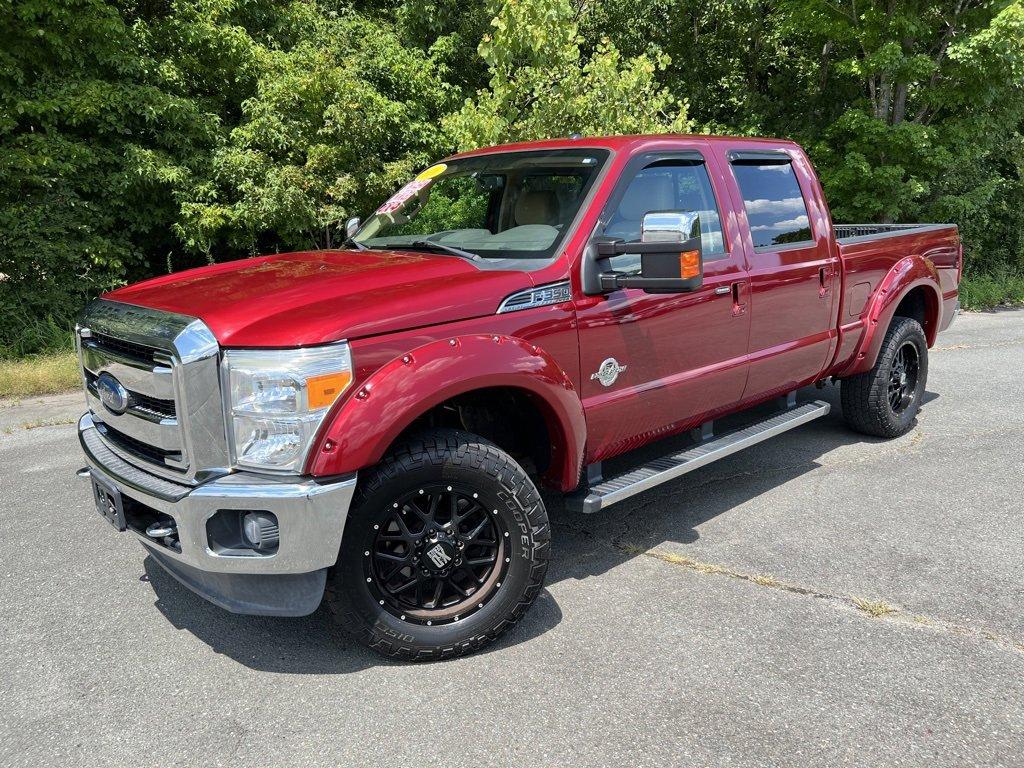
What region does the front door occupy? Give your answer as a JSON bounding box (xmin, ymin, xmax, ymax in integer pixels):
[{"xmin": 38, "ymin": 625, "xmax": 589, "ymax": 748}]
[{"xmin": 575, "ymin": 146, "xmax": 751, "ymax": 463}]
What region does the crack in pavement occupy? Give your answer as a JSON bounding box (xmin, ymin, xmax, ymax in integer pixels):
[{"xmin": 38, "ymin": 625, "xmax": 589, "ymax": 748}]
[
  {"xmin": 614, "ymin": 541, "xmax": 1024, "ymax": 657},
  {"xmin": 934, "ymin": 338, "xmax": 1024, "ymax": 352}
]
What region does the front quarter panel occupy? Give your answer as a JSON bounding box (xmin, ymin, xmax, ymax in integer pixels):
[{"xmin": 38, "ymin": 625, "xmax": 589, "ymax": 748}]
[{"xmin": 307, "ymin": 334, "xmax": 587, "ymax": 491}]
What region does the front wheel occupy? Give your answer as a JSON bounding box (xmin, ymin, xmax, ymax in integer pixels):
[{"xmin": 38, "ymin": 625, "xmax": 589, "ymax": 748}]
[
  {"xmin": 324, "ymin": 428, "xmax": 550, "ymax": 661},
  {"xmin": 840, "ymin": 316, "xmax": 928, "ymax": 438}
]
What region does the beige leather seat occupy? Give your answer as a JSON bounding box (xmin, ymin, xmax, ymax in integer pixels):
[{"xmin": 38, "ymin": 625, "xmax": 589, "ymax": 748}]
[
  {"xmin": 514, "ymin": 190, "xmax": 560, "ymax": 226},
  {"xmin": 605, "ymin": 175, "xmax": 675, "ymax": 241}
]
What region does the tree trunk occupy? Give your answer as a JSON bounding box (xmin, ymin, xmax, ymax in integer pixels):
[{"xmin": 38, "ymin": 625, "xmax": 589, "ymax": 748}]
[{"xmin": 892, "ymin": 82, "xmax": 908, "ymax": 124}]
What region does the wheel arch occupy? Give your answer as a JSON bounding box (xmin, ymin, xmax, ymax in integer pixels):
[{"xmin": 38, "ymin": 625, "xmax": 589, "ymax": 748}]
[
  {"xmin": 308, "ymin": 335, "xmax": 587, "ymax": 492},
  {"xmin": 842, "ymin": 256, "xmax": 942, "ymax": 377}
]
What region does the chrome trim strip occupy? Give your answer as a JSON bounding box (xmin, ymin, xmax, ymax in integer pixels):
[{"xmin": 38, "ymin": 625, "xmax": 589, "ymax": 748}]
[
  {"xmin": 834, "ymin": 223, "xmax": 957, "ymax": 245},
  {"xmin": 86, "ymin": 390, "xmax": 182, "ymax": 452},
  {"xmin": 79, "ymin": 413, "xmax": 190, "ymax": 501},
  {"xmin": 81, "ymin": 342, "xmax": 174, "ymax": 400},
  {"xmin": 77, "ymin": 300, "xmax": 217, "ymax": 358}
]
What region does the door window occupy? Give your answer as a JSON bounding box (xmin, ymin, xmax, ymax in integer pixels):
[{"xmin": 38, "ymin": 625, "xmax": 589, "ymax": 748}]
[
  {"xmin": 604, "ymin": 159, "xmax": 726, "ymax": 274},
  {"xmin": 730, "ymin": 161, "xmax": 812, "ymax": 248}
]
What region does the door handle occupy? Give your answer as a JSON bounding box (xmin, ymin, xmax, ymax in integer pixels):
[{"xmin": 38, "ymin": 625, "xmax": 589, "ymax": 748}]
[
  {"xmin": 731, "ymin": 281, "xmax": 748, "ymax": 317},
  {"xmin": 819, "ymin": 267, "xmax": 831, "ymax": 298},
  {"xmin": 714, "ymin": 286, "xmax": 731, "ymax": 295}
]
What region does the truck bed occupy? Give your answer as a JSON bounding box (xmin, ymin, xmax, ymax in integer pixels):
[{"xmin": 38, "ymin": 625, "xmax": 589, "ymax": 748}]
[{"xmin": 833, "ymin": 222, "xmax": 957, "ymax": 244}]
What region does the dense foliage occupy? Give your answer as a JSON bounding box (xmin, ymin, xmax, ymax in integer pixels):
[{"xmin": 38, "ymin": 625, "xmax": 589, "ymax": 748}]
[{"xmin": 2, "ymin": 0, "xmax": 1022, "ymax": 355}]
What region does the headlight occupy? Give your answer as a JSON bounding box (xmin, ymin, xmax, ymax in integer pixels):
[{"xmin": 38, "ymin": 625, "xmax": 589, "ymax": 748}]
[{"xmin": 223, "ymin": 343, "xmax": 353, "ymax": 473}]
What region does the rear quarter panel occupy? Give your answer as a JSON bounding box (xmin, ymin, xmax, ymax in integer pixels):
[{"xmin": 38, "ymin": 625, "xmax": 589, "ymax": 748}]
[{"xmin": 828, "ymin": 225, "xmax": 960, "ymax": 377}]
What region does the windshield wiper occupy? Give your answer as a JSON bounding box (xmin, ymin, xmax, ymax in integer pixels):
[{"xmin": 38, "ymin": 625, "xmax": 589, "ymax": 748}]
[{"xmin": 408, "ymin": 240, "xmax": 481, "ymax": 262}]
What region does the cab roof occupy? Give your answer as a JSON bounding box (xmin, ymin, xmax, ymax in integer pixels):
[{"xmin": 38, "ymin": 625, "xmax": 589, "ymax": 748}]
[{"xmin": 448, "ymin": 134, "xmax": 802, "ymax": 162}]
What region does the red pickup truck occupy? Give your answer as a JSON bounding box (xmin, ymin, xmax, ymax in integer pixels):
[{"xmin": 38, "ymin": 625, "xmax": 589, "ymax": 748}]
[{"xmin": 76, "ymin": 134, "xmax": 961, "ymax": 660}]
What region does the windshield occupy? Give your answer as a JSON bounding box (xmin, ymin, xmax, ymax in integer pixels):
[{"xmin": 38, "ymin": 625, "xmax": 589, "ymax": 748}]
[{"xmin": 353, "ymin": 149, "xmax": 609, "ymax": 260}]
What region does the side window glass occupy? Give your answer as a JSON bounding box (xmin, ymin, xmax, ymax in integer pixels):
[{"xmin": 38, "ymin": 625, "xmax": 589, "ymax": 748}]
[
  {"xmin": 604, "ymin": 159, "xmax": 727, "ymax": 274},
  {"xmin": 731, "ymin": 161, "xmax": 812, "ymax": 248}
]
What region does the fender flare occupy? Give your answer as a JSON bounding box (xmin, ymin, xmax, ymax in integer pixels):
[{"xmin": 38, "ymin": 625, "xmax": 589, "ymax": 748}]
[
  {"xmin": 307, "ymin": 334, "xmax": 587, "ymax": 492},
  {"xmin": 841, "ymin": 255, "xmax": 942, "ymax": 377}
]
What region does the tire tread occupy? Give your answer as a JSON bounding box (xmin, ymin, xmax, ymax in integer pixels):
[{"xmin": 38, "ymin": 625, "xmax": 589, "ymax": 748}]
[
  {"xmin": 840, "ymin": 316, "xmax": 927, "ymax": 438},
  {"xmin": 324, "ymin": 428, "xmax": 549, "ymax": 662}
]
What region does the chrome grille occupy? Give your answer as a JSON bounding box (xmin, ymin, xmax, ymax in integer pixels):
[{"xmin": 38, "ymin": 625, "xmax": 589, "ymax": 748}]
[
  {"xmin": 89, "ymin": 332, "xmax": 164, "ymax": 364},
  {"xmin": 77, "ymin": 299, "xmax": 230, "ymax": 485},
  {"xmin": 83, "ymin": 370, "xmax": 177, "ymax": 419}
]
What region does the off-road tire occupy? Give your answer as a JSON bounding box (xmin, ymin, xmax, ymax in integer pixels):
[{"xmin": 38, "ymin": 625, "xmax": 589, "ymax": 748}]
[
  {"xmin": 840, "ymin": 316, "xmax": 928, "ymax": 438},
  {"xmin": 324, "ymin": 428, "xmax": 550, "ymax": 661}
]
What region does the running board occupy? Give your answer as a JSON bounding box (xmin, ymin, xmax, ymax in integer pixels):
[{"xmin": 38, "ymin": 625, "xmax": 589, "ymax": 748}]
[{"xmin": 566, "ymin": 400, "xmax": 831, "ymax": 514}]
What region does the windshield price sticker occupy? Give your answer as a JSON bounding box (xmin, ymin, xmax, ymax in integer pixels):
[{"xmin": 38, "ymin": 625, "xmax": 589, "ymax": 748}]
[
  {"xmin": 375, "ymin": 164, "xmax": 448, "ymax": 215},
  {"xmin": 376, "ymin": 179, "xmax": 430, "ymax": 215}
]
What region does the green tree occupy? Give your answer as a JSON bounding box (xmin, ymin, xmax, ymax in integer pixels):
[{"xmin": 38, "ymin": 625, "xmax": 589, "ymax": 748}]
[
  {"xmin": 0, "ymin": 0, "xmax": 224, "ymax": 355},
  {"xmin": 786, "ymin": 0, "xmax": 1024, "ymax": 287},
  {"xmin": 3, "ymin": 0, "xmax": 1023, "ymax": 359},
  {"xmin": 446, "ymin": 0, "xmax": 691, "ymax": 149},
  {"xmin": 584, "ymin": 0, "xmax": 1024, "ymax": 297},
  {"xmin": 174, "ymin": 4, "xmax": 456, "ymax": 253}
]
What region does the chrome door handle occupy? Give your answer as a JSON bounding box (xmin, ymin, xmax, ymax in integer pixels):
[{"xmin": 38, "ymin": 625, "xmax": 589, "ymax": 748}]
[{"xmin": 714, "ymin": 286, "xmax": 731, "ymax": 295}]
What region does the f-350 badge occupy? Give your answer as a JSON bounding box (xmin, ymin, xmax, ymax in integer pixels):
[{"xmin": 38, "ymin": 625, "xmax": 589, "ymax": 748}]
[{"xmin": 591, "ymin": 358, "xmax": 627, "ymax": 387}]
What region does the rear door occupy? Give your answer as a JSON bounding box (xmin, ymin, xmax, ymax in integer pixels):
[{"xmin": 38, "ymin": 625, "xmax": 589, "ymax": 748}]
[
  {"xmin": 721, "ymin": 148, "xmax": 839, "ymax": 400},
  {"xmin": 575, "ymin": 144, "xmax": 751, "ymax": 462}
]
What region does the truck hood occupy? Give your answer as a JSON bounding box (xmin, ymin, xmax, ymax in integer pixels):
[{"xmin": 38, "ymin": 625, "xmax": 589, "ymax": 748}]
[{"xmin": 104, "ymin": 249, "xmax": 535, "ymax": 347}]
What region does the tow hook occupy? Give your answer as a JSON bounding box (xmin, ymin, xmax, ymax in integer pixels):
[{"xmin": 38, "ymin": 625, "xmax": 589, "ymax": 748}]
[{"xmin": 146, "ymin": 520, "xmax": 180, "ymax": 550}]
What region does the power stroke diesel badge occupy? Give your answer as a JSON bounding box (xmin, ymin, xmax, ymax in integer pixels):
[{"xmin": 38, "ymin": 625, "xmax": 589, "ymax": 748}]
[{"xmin": 591, "ymin": 358, "xmax": 627, "ymax": 387}]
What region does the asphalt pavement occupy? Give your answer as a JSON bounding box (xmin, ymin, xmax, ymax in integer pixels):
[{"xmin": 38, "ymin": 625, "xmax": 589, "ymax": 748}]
[{"xmin": 2, "ymin": 309, "xmax": 1022, "ymax": 767}]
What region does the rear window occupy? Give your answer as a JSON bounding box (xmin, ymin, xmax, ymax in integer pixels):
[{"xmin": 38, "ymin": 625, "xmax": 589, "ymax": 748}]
[{"xmin": 731, "ymin": 161, "xmax": 812, "ymax": 248}]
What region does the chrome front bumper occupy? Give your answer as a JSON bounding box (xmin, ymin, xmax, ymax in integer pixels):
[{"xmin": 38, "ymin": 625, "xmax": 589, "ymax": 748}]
[{"xmin": 78, "ymin": 413, "xmax": 356, "ymax": 615}]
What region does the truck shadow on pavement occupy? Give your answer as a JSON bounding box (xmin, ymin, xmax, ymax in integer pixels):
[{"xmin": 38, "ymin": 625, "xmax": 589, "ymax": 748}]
[{"xmin": 144, "ymin": 384, "xmax": 937, "ymax": 672}]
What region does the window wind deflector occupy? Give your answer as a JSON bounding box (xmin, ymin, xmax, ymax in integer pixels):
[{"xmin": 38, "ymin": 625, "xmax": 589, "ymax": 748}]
[
  {"xmin": 728, "ymin": 150, "xmax": 792, "ymax": 165},
  {"xmin": 637, "ymin": 150, "xmax": 705, "ymax": 165}
]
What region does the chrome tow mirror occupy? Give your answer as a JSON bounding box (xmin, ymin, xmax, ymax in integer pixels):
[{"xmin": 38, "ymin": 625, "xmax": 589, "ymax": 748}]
[
  {"xmin": 596, "ymin": 210, "xmax": 704, "ymax": 294},
  {"xmin": 641, "ymin": 210, "xmax": 700, "ymax": 244}
]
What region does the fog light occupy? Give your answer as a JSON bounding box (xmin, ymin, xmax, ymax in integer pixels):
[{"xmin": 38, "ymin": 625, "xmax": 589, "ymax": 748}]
[{"xmin": 242, "ymin": 511, "xmax": 280, "ymax": 552}]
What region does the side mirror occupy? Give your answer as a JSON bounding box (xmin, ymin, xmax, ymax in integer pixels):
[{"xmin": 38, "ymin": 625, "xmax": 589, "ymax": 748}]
[
  {"xmin": 345, "ymin": 217, "xmax": 361, "ymax": 238},
  {"xmin": 596, "ymin": 211, "xmax": 703, "ymax": 294}
]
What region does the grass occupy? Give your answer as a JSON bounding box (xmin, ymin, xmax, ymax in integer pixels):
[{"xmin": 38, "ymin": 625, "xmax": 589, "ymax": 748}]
[
  {"xmin": 0, "ymin": 351, "xmax": 80, "ymax": 399},
  {"xmin": 852, "ymin": 597, "xmax": 898, "ymax": 618},
  {"xmin": 960, "ymin": 271, "xmax": 1024, "ymax": 310}
]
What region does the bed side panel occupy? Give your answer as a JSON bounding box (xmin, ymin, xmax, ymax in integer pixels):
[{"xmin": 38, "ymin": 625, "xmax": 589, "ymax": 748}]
[{"xmin": 829, "ymin": 225, "xmax": 959, "ymax": 375}]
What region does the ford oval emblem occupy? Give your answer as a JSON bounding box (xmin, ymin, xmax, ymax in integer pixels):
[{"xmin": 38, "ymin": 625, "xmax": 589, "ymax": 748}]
[{"xmin": 96, "ymin": 372, "xmax": 130, "ymax": 415}]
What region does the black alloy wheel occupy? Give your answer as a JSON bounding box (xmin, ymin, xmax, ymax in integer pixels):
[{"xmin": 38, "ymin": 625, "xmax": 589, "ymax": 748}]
[
  {"xmin": 886, "ymin": 341, "xmax": 920, "ymax": 414},
  {"xmin": 365, "ymin": 484, "xmax": 508, "ymax": 625},
  {"xmin": 325, "ymin": 428, "xmax": 550, "ymax": 661}
]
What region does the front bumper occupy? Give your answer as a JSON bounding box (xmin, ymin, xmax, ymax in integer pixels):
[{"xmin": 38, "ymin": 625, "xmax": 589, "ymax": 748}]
[{"xmin": 78, "ymin": 413, "xmax": 356, "ymax": 616}]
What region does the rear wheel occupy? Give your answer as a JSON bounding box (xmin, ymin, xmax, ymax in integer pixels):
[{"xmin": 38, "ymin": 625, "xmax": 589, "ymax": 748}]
[
  {"xmin": 840, "ymin": 316, "xmax": 928, "ymax": 438},
  {"xmin": 325, "ymin": 428, "xmax": 549, "ymax": 661}
]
